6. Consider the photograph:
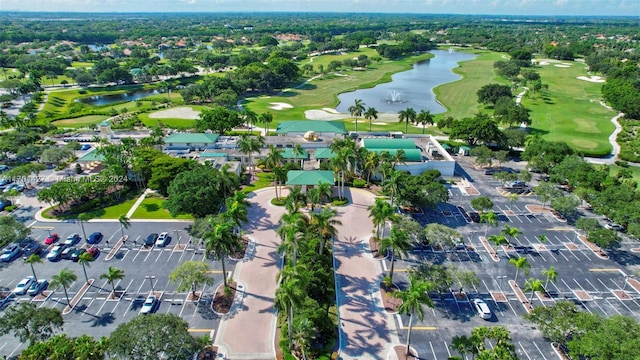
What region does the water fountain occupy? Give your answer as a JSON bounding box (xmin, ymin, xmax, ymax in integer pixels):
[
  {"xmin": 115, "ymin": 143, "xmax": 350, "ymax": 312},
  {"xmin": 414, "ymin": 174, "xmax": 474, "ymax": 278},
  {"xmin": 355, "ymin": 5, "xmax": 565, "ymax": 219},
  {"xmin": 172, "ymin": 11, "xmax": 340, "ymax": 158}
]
[
  {"xmin": 449, "ymin": 47, "xmax": 454, "ymax": 54},
  {"xmin": 382, "ymin": 90, "xmax": 405, "ymax": 104}
]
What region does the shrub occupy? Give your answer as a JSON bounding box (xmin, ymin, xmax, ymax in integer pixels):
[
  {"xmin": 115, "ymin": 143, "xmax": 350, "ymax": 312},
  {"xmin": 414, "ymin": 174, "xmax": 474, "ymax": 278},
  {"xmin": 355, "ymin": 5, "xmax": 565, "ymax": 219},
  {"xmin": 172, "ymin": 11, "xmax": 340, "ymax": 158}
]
[
  {"xmin": 353, "ymin": 178, "xmax": 367, "ymax": 188},
  {"xmin": 331, "ymin": 197, "xmax": 348, "ymax": 206},
  {"xmin": 615, "ymin": 160, "xmax": 629, "ymax": 168},
  {"xmin": 271, "ymin": 198, "xmax": 286, "ymax": 206},
  {"xmin": 4, "ymin": 205, "xmax": 17, "ymax": 212}
]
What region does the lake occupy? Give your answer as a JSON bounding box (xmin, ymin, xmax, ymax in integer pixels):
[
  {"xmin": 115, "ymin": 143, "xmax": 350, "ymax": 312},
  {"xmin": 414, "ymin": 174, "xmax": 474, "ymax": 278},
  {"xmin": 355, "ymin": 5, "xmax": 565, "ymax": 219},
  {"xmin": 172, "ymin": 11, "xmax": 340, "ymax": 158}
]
[
  {"xmin": 336, "ymin": 50, "xmax": 477, "ymax": 114},
  {"xmin": 77, "ymin": 89, "xmax": 160, "ymax": 106}
]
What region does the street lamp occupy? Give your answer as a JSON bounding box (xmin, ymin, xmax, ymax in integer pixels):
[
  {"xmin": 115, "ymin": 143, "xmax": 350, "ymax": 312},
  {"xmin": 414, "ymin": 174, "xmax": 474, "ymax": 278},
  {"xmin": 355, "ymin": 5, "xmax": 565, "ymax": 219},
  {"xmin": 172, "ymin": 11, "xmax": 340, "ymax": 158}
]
[
  {"xmin": 45, "ymin": 228, "xmax": 52, "ymax": 237},
  {"xmin": 623, "ymin": 275, "xmax": 634, "ymax": 291},
  {"xmin": 174, "ymin": 229, "xmax": 181, "ymax": 246},
  {"xmin": 145, "ymin": 276, "xmax": 156, "ymax": 292},
  {"xmin": 497, "ymin": 276, "xmax": 507, "ymax": 292}
]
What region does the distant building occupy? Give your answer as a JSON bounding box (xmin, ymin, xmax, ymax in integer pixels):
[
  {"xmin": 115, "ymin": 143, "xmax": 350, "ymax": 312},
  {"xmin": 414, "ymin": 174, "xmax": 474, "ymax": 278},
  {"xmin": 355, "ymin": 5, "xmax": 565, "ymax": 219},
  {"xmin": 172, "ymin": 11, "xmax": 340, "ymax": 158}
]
[
  {"xmin": 276, "ymin": 121, "xmax": 347, "ymax": 137},
  {"xmin": 164, "ymin": 133, "xmax": 220, "ymax": 151}
]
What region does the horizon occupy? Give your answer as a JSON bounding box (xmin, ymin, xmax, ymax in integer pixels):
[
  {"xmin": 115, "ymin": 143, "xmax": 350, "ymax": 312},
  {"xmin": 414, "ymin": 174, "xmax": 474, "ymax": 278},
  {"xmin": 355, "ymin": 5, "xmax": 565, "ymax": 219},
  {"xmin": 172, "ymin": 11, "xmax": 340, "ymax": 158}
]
[{"xmin": 1, "ymin": 0, "xmax": 638, "ymax": 17}]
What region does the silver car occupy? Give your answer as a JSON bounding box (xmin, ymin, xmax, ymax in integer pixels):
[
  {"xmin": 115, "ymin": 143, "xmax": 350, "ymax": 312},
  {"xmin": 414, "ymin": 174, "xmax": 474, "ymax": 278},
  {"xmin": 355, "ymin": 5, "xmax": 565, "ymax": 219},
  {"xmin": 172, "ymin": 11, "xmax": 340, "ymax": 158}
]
[
  {"xmin": 27, "ymin": 279, "xmax": 48, "ymax": 296},
  {"xmin": 13, "ymin": 276, "xmax": 35, "ymax": 295},
  {"xmin": 140, "ymin": 295, "xmax": 158, "ymax": 314}
]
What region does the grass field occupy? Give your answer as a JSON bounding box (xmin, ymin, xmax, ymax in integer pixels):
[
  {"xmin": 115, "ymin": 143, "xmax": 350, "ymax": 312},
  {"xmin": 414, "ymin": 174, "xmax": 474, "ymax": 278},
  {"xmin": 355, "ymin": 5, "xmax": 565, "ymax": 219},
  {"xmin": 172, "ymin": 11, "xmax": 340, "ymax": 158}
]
[
  {"xmin": 52, "ymin": 115, "xmax": 109, "ymax": 128},
  {"xmin": 521, "ymin": 60, "xmax": 615, "ymax": 156},
  {"xmin": 131, "ymin": 198, "xmax": 193, "ymax": 220},
  {"xmin": 610, "ymin": 164, "xmax": 640, "ymax": 185},
  {"xmin": 241, "ymin": 172, "xmax": 274, "ymax": 193},
  {"xmin": 434, "ymin": 49, "xmax": 508, "ymax": 120}
]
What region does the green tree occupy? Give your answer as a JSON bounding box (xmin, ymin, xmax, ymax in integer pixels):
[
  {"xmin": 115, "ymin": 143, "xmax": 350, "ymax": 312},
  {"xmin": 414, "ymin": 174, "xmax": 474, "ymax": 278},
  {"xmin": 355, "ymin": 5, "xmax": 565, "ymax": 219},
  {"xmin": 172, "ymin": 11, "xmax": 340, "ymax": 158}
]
[
  {"xmin": 238, "ymin": 134, "xmax": 264, "ymax": 179},
  {"xmin": 77, "ymin": 251, "xmax": 94, "ymax": 284},
  {"xmin": 477, "ymin": 83, "xmax": 513, "ymax": 105},
  {"xmin": 274, "ymin": 274, "xmax": 307, "ymax": 352},
  {"xmin": 501, "ymin": 224, "xmax": 522, "ymax": 246},
  {"xmin": 0, "ymin": 215, "xmax": 31, "ymax": 247},
  {"xmin": 348, "ymin": 98, "xmax": 366, "ymax": 132},
  {"xmin": 195, "ymin": 106, "xmax": 242, "ymax": 135},
  {"xmin": 542, "ymin": 266, "xmax": 558, "ymax": 290},
  {"xmin": 108, "ymin": 313, "xmax": 199, "ymax": 360},
  {"xmin": 416, "ymin": 109, "xmax": 434, "ymax": 134},
  {"xmin": 258, "ymin": 111, "xmax": 273, "ymax": 135},
  {"xmin": 24, "ymin": 254, "xmax": 43, "ymax": 282},
  {"xmin": 398, "ymin": 107, "xmax": 417, "ymax": 134},
  {"xmin": 509, "ymin": 256, "xmax": 530, "ymax": 283},
  {"xmin": 20, "ymin": 334, "xmax": 106, "ymax": 360},
  {"xmin": 225, "ymin": 190, "xmax": 251, "ymax": 235},
  {"xmin": 169, "ymin": 261, "xmax": 214, "ymax": 297},
  {"xmin": 449, "ymin": 113, "xmax": 504, "ymax": 146},
  {"xmin": 380, "ymin": 226, "xmax": 413, "ymax": 283},
  {"xmin": 0, "ymin": 303, "xmax": 63, "ymax": 346},
  {"xmin": 587, "ymin": 228, "xmax": 621, "ymax": 249},
  {"xmin": 364, "ymin": 106, "xmax": 379, "ymax": 132},
  {"xmin": 480, "ymin": 211, "xmax": 498, "ymax": 237},
  {"xmin": 470, "ymin": 196, "xmax": 494, "ymax": 213},
  {"xmin": 204, "ymin": 216, "xmax": 241, "ymax": 288},
  {"xmin": 392, "ymin": 275, "xmax": 434, "ymax": 355},
  {"xmin": 368, "ymin": 198, "xmax": 394, "ymax": 240},
  {"xmin": 99, "ymin": 266, "xmax": 125, "ymax": 295},
  {"xmin": 309, "ymin": 207, "xmax": 342, "ymax": 255},
  {"xmin": 118, "ymin": 214, "xmax": 131, "ymax": 241},
  {"xmin": 50, "ymin": 268, "xmax": 77, "ymax": 306},
  {"xmin": 423, "ymin": 223, "xmax": 460, "ymax": 252},
  {"xmin": 524, "ymin": 277, "xmax": 544, "ymax": 302}
]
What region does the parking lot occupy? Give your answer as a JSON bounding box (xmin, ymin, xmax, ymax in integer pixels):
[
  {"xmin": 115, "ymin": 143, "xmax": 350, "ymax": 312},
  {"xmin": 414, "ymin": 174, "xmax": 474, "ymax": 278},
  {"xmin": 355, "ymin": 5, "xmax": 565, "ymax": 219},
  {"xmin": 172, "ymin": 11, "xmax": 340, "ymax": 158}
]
[{"xmin": 0, "ymin": 221, "xmax": 231, "ymax": 357}]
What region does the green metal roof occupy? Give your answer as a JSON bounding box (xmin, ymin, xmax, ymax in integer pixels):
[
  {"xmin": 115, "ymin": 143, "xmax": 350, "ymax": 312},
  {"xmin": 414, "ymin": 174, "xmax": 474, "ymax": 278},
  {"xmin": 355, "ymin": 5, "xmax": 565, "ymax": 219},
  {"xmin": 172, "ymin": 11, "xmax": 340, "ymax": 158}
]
[
  {"xmin": 77, "ymin": 149, "xmax": 105, "ymax": 162},
  {"xmin": 286, "ymin": 170, "xmax": 335, "ymax": 186},
  {"xmin": 276, "ymin": 121, "xmax": 347, "ymax": 135},
  {"xmin": 370, "ymin": 149, "xmax": 423, "ymax": 162},
  {"xmin": 200, "ymin": 152, "xmax": 227, "ymax": 158},
  {"xmin": 165, "ymin": 133, "xmax": 219, "ymax": 144},
  {"xmin": 280, "ymin": 148, "xmax": 309, "ymax": 159},
  {"xmin": 459, "ymin": 145, "xmax": 471, "ymax": 150},
  {"xmin": 440, "ymin": 143, "xmax": 451, "ymax": 150},
  {"xmin": 314, "ymin": 148, "xmax": 336, "ymax": 159},
  {"xmin": 362, "ymin": 138, "xmax": 416, "ymax": 149}
]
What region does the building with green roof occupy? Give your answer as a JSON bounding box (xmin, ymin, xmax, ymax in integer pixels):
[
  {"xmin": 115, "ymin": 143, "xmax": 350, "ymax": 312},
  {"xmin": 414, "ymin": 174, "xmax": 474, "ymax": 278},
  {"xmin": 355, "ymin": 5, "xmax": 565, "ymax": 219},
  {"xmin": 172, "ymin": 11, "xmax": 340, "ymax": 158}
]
[
  {"xmin": 313, "ymin": 148, "xmax": 336, "ymax": 160},
  {"xmin": 286, "ymin": 170, "xmax": 335, "ymax": 189},
  {"xmin": 164, "ymin": 133, "xmax": 220, "ymax": 150},
  {"xmin": 280, "ymin": 148, "xmax": 309, "ymax": 160},
  {"xmin": 362, "ymin": 138, "xmax": 416, "ymax": 149},
  {"xmin": 77, "ymin": 149, "xmax": 105, "ymax": 162},
  {"xmin": 369, "ymin": 149, "xmax": 423, "ymax": 162},
  {"xmin": 276, "ymin": 121, "xmax": 347, "ymax": 136}
]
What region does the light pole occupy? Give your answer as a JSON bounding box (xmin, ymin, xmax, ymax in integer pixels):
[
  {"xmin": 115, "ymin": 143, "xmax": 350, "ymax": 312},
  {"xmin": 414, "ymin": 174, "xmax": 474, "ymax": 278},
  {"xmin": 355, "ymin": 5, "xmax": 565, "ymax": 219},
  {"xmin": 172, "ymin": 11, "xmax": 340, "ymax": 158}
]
[
  {"xmin": 623, "ymin": 275, "xmax": 634, "ymax": 291},
  {"xmin": 174, "ymin": 229, "xmax": 181, "ymax": 246},
  {"xmin": 145, "ymin": 276, "xmax": 156, "ymax": 292},
  {"xmin": 497, "ymin": 276, "xmax": 507, "ymax": 292},
  {"xmin": 45, "ymin": 228, "xmax": 52, "ymax": 237}
]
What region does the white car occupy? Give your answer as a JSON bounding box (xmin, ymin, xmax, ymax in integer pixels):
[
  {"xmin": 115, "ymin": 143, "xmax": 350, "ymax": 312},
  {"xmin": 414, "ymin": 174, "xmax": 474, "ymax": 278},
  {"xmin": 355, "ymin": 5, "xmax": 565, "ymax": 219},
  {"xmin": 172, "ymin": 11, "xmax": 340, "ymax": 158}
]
[
  {"xmin": 473, "ymin": 299, "xmax": 492, "ymax": 320},
  {"xmin": 155, "ymin": 232, "xmax": 170, "ymax": 247},
  {"xmin": 64, "ymin": 233, "xmax": 81, "ymax": 246},
  {"xmin": 140, "ymin": 295, "xmax": 158, "ymax": 314},
  {"xmin": 604, "ymin": 223, "xmax": 625, "ymax": 232},
  {"xmin": 13, "ymin": 276, "xmax": 35, "ymax": 295},
  {"xmin": 27, "ymin": 279, "xmax": 48, "ymax": 296},
  {"xmin": 46, "ymin": 245, "xmax": 65, "ymax": 261}
]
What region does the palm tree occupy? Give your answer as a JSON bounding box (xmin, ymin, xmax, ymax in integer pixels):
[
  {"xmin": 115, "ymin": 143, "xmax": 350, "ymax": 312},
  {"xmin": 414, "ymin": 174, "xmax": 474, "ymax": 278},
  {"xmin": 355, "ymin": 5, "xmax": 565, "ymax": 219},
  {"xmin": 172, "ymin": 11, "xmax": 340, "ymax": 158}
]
[
  {"xmin": 50, "ymin": 268, "xmax": 77, "ymax": 306},
  {"xmin": 77, "ymin": 251, "xmax": 94, "ymax": 284},
  {"xmin": 363, "ymin": 150, "xmax": 379, "ymax": 185},
  {"xmin": 24, "ymin": 254, "xmax": 42, "ymax": 282},
  {"xmin": 368, "ymin": 198, "xmax": 394, "ymax": 240},
  {"xmin": 292, "ymin": 317, "xmax": 316, "ymax": 360},
  {"xmin": 398, "ymin": 107, "xmax": 416, "ymax": 134},
  {"xmin": 392, "ymin": 275, "xmax": 434, "ymax": 356},
  {"xmin": 416, "ymin": 109, "xmax": 434, "ymax": 134},
  {"xmin": 542, "ymin": 266, "xmax": 558, "ymax": 290},
  {"xmin": 274, "ymin": 276, "xmax": 307, "ymax": 351},
  {"xmin": 507, "ymin": 193, "xmax": 519, "ymax": 210},
  {"xmin": 330, "ymin": 151, "xmax": 348, "ymax": 200},
  {"xmin": 278, "ymin": 209, "xmax": 305, "ymax": 265},
  {"xmin": 118, "ymin": 214, "xmax": 130, "ymax": 241},
  {"xmin": 509, "ymin": 256, "xmax": 530, "ymax": 283},
  {"xmin": 225, "ymin": 190, "xmax": 251, "ymax": 235},
  {"xmin": 309, "ymin": 207, "xmax": 342, "ymax": 255},
  {"xmin": 380, "ymin": 226, "xmax": 413, "ymax": 283},
  {"xmin": 237, "ymin": 134, "xmax": 265, "ymax": 179},
  {"xmin": 292, "ymin": 144, "xmax": 305, "ymax": 168},
  {"xmin": 77, "ymin": 213, "xmax": 92, "ymax": 241},
  {"xmin": 524, "ymin": 277, "xmax": 544, "ymax": 302},
  {"xmin": 306, "ymin": 188, "xmax": 321, "ymax": 212},
  {"xmin": 501, "ymin": 224, "xmax": 522, "ymax": 247},
  {"xmin": 273, "ymin": 166, "xmax": 288, "ymax": 201},
  {"xmin": 100, "ymin": 266, "xmax": 125, "ymax": 296},
  {"xmin": 242, "ymin": 108, "xmax": 258, "ymax": 132},
  {"xmin": 204, "ymin": 218, "xmax": 241, "ymax": 288},
  {"xmin": 364, "ymin": 106, "xmax": 379, "ymax": 132},
  {"xmin": 480, "ymin": 211, "xmax": 498, "ymax": 237},
  {"xmin": 348, "ymin": 99, "xmax": 365, "ymax": 132},
  {"xmin": 450, "ymin": 335, "xmax": 478, "ymax": 360},
  {"xmin": 383, "ymin": 170, "xmax": 403, "ymax": 207},
  {"xmin": 258, "ymin": 111, "xmax": 273, "ymax": 135},
  {"xmin": 285, "ymin": 186, "xmax": 306, "ymax": 213},
  {"xmin": 316, "ymin": 181, "xmax": 333, "ymax": 205},
  {"xmin": 265, "ymin": 145, "xmax": 284, "ymax": 171},
  {"xmin": 488, "ymin": 234, "xmax": 509, "ymax": 257}
]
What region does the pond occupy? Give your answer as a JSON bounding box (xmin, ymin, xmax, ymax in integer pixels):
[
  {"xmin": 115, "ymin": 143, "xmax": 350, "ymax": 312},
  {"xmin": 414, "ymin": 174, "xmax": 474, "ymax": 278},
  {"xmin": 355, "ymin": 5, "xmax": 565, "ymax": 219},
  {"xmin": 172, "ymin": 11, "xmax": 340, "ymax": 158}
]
[
  {"xmin": 77, "ymin": 89, "xmax": 160, "ymax": 106},
  {"xmin": 336, "ymin": 49, "xmax": 477, "ymax": 114}
]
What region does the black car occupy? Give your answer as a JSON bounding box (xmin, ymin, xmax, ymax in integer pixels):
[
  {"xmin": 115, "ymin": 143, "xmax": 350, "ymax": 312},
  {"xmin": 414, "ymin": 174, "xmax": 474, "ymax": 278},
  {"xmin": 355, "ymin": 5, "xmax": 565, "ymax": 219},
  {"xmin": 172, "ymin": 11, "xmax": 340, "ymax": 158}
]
[
  {"xmin": 469, "ymin": 212, "xmax": 480, "ymax": 223},
  {"xmin": 70, "ymin": 248, "xmax": 86, "ymax": 262},
  {"xmin": 87, "ymin": 232, "xmax": 103, "ymax": 244},
  {"xmin": 22, "ymin": 243, "xmax": 42, "ymax": 257},
  {"xmin": 145, "ymin": 233, "xmax": 159, "ymax": 246},
  {"xmin": 61, "ymin": 247, "xmax": 77, "ymax": 260}
]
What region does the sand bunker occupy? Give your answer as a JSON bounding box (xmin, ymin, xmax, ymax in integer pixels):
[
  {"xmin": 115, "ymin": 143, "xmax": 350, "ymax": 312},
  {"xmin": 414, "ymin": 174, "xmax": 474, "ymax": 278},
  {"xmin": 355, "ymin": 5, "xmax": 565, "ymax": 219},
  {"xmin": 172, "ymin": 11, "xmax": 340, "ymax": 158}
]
[
  {"xmin": 554, "ymin": 64, "xmax": 570, "ymax": 68},
  {"xmin": 149, "ymin": 107, "xmax": 200, "ymax": 119},
  {"xmin": 269, "ymin": 102, "xmax": 293, "ymax": 110},
  {"xmin": 321, "ymin": 107, "xmax": 340, "ymax": 114},
  {"xmin": 577, "ymin": 75, "xmax": 605, "ymax": 83},
  {"xmin": 538, "ymin": 61, "xmax": 550, "ymax": 66},
  {"xmin": 305, "ymin": 109, "xmax": 350, "ymax": 121}
]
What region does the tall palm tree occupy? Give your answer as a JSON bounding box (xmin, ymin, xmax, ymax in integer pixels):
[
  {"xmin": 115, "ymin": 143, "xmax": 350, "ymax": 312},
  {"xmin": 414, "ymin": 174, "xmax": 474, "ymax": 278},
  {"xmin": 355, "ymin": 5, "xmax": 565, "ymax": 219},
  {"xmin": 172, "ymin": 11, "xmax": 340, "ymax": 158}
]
[
  {"xmin": 242, "ymin": 108, "xmax": 258, "ymax": 132},
  {"xmin": 501, "ymin": 224, "xmax": 522, "ymax": 246},
  {"xmin": 368, "ymin": 198, "xmax": 394, "ymax": 240},
  {"xmin": 50, "ymin": 268, "xmax": 77, "ymax": 306},
  {"xmin": 278, "ymin": 209, "xmax": 306, "ymax": 266},
  {"xmin": 480, "ymin": 211, "xmax": 498, "ymax": 237},
  {"xmin": 100, "ymin": 266, "xmax": 125, "ymax": 295},
  {"xmin": 542, "ymin": 266, "xmax": 558, "ymax": 290},
  {"xmin": 225, "ymin": 190, "xmax": 251, "ymax": 235},
  {"xmin": 204, "ymin": 217, "xmax": 241, "ymax": 288},
  {"xmin": 238, "ymin": 134, "xmax": 265, "ymax": 179},
  {"xmin": 309, "ymin": 207, "xmax": 342, "ymax": 255},
  {"xmin": 306, "ymin": 188, "xmax": 321, "ymax": 212},
  {"xmin": 273, "ymin": 166, "xmax": 288, "ymax": 201},
  {"xmin": 285, "ymin": 186, "xmax": 306, "ymax": 213},
  {"xmin": 507, "ymin": 193, "xmax": 519, "ymax": 210},
  {"xmin": 416, "ymin": 109, "xmax": 434, "ymax": 134},
  {"xmin": 380, "ymin": 226, "xmax": 413, "ymax": 283},
  {"xmin": 393, "ymin": 275, "xmax": 434, "ymax": 356},
  {"xmin": 363, "ymin": 150, "xmax": 379, "ymax": 184},
  {"xmin": 383, "ymin": 170, "xmax": 403, "ymax": 207},
  {"xmin": 77, "ymin": 213, "xmax": 92, "ymax": 241},
  {"xmin": 77, "ymin": 252, "xmax": 94, "ymax": 284},
  {"xmin": 316, "ymin": 181, "xmax": 333, "ymax": 205},
  {"xmin": 330, "ymin": 151, "xmax": 348, "ymax": 201},
  {"xmin": 348, "ymin": 99, "xmax": 366, "ymax": 132},
  {"xmin": 118, "ymin": 214, "xmax": 130, "ymax": 241},
  {"xmin": 274, "ymin": 275, "xmax": 307, "ymax": 351},
  {"xmin": 398, "ymin": 107, "xmax": 417, "ymax": 134},
  {"xmin": 292, "ymin": 144, "xmax": 305, "ymax": 168},
  {"xmin": 488, "ymin": 234, "xmax": 509, "ymax": 257},
  {"xmin": 258, "ymin": 111, "xmax": 273, "ymax": 136},
  {"xmin": 509, "ymin": 256, "xmax": 530, "ymax": 283},
  {"xmin": 24, "ymin": 254, "xmax": 42, "ymax": 282},
  {"xmin": 524, "ymin": 277, "xmax": 544, "ymax": 302},
  {"xmin": 450, "ymin": 335, "xmax": 478, "ymax": 360},
  {"xmin": 265, "ymin": 145, "xmax": 284, "ymax": 171},
  {"xmin": 364, "ymin": 106, "xmax": 379, "ymax": 132}
]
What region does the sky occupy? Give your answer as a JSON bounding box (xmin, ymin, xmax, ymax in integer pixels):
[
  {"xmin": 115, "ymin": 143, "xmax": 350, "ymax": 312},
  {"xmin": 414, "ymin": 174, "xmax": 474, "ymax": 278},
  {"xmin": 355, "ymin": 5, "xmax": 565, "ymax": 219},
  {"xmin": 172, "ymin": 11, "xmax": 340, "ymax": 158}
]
[{"xmin": 1, "ymin": 0, "xmax": 638, "ymax": 16}]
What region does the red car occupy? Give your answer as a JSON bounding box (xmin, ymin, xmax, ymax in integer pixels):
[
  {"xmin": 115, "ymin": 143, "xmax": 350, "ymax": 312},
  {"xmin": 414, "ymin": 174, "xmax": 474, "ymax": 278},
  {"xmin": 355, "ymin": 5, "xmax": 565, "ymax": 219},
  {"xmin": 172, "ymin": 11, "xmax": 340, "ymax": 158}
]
[
  {"xmin": 86, "ymin": 246, "xmax": 99, "ymax": 258},
  {"xmin": 44, "ymin": 233, "xmax": 60, "ymax": 245}
]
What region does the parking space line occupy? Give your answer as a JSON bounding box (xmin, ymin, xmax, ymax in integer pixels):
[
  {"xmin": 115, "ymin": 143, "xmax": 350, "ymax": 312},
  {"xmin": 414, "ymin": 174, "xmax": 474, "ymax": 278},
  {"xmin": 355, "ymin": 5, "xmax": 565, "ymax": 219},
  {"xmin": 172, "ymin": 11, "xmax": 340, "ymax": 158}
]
[{"xmin": 518, "ymin": 341, "xmax": 533, "ymax": 360}]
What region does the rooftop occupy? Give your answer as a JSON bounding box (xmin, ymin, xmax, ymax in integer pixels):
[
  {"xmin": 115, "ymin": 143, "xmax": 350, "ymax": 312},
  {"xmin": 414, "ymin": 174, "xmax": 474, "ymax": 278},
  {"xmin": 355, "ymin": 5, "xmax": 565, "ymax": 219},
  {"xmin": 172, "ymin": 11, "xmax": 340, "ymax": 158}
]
[
  {"xmin": 77, "ymin": 149, "xmax": 105, "ymax": 162},
  {"xmin": 276, "ymin": 121, "xmax": 347, "ymax": 135},
  {"xmin": 286, "ymin": 170, "xmax": 335, "ymax": 186},
  {"xmin": 165, "ymin": 133, "xmax": 220, "ymax": 144},
  {"xmin": 362, "ymin": 138, "xmax": 416, "ymax": 149}
]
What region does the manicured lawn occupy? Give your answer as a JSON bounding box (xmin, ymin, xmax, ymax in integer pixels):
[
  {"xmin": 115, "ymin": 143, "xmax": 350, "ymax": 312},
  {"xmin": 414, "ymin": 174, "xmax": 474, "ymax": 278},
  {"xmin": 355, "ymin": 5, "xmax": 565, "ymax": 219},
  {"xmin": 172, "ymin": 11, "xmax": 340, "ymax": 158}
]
[
  {"xmin": 433, "ymin": 49, "xmax": 508, "ymax": 120},
  {"xmin": 40, "ymin": 197, "xmax": 138, "ymax": 220},
  {"xmin": 610, "ymin": 164, "xmax": 640, "ymax": 185},
  {"xmin": 521, "ymin": 60, "xmax": 615, "ymax": 156},
  {"xmin": 71, "ymin": 62, "xmax": 94, "ymax": 68},
  {"xmin": 131, "ymin": 198, "xmax": 193, "ymax": 220},
  {"xmin": 241, "ymin": 172, "xmax": 274, "ymax": 193},
  {"xmin": 52, "ymin": 115, "xmax": 109, "ymax": 128}
]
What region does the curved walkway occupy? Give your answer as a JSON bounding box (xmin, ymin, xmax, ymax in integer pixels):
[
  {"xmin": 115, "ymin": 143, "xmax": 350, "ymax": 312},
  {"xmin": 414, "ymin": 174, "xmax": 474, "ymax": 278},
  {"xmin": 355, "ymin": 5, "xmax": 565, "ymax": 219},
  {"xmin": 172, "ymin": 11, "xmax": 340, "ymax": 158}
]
[{"xmin": 583, "ymin": 101, "xmax": 625, "ymax": 165}]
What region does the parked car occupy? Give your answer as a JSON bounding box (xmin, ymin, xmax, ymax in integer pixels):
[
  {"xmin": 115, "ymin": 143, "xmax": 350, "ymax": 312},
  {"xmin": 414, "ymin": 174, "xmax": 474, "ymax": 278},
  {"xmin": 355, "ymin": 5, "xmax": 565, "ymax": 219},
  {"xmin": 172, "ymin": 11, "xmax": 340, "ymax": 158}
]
[
  {"xmin": 0, "ymin": 244, "xmax": 21, "ymax": 262},
  {"xmin": 44, "ymin": 233, "xmax": 60, "ymax": 245},
  {"xmin": 0, "ymin": 165, "xmax": 8, "ymax": 172},
  {"xmin": 140, "ymin": 295, "xmax": 158, "ymax": 314},
  {"xmin": 605, "ymin": 223, "xmax": 625, "ymax": 232},
  {"xmin": 0, "ymin": 178, "xmax": 13, "ymax": 189},
  {"xmin": 87, "ymin": 232, "xmax": 103, "ymax": 244},
  {"xmin": 80, "ymin": 144, "xmax": 91, "ymax": 151},
  {"xmin": 86, "ymin": 246, "xmax": 99, "ymax": 258},
  {"xmin": 473, "ymin": 299, "xmax": 492, "ymax": 320},
  {"xmin": 22, "ymin": 243, "xmax": 42, "ymax": 257},
  {"xmin": 13, "ymin": 276, "xmax": 35, "ymax": 295},
  {"xmin": 0, "ymin": 200, "xmax": 12, "ymax": 211},
  {"xmin": 46, "ymin": 245, "xmax": 66, "ymax": 261},
  {"xmin": 468, "ymin": 212, "xmax": 480, "ymax": 223},
  {"xmin": 61, "ymin": 247, "xmax": 77, "ymax": 260},
  {"xmin": 64, "ymin": 233, "xmax": 81, "ymax": 246},
  {"xmin": 155, "ymin": 232, "xmax": 170, "ymax": 247},
  {"xmin": 70, "ymin": 248, "xmax": 86, "ymax": 262},
  {"xmin": 509, "ymin": 180, "xmax": 525, "ymax": 188},
  {"xmin": 145, "ymin": 233, "xmax": 158, "ymax": 246},
  {"xmin": 3, "ymin": 183, "xmax": 23, "ymax": 193},
  {"xmin": 27, "ymin": 279, "xmax": 48, "ymax": 296}
]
